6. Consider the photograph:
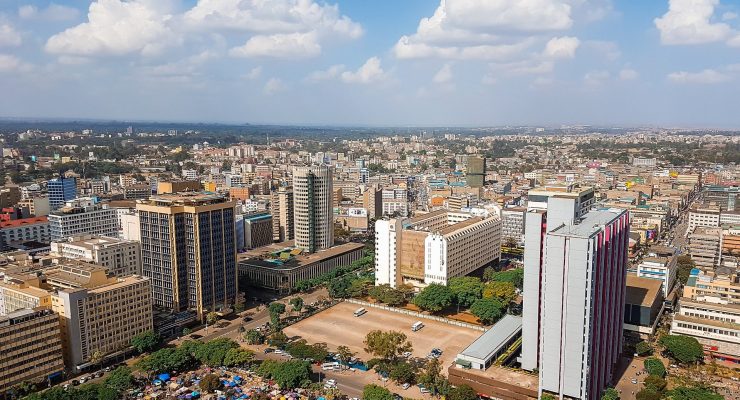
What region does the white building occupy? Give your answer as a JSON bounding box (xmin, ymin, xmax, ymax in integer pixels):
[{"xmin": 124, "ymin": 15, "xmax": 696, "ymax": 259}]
[
  {"xmin": 0, "ymin": 217, "xmax": 50, "ymax": 251},
  {"xmin": 688, "ymin": 206, "xmax": 720, "ymax": 237},
  {"xmin": 48, "ymin": 198, "xmax": 119, "ymax": 241},
  {"xmin": 51, "ymin": 235, "xmax": 141, "ymax": 277},
  {"xmin": 671, "ymin": 297, "xmax": 739, "ymax": 362},
  {"xmin": 118, "ymin": 211, "xmax": 141, "ymax": 241},
  {"xmin": 636, "ymin": 255, "xmax": 677, "ymax": 297}
]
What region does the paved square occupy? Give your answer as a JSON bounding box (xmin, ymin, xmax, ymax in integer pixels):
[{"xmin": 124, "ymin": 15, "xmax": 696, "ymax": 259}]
[{"xmin": 284, "ymin": 301, "xmax": 483, "ymax": 372}]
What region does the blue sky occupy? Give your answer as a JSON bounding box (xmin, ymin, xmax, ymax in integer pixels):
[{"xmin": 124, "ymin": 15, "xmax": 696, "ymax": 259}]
[{"xmin": 1, "ymin": 0, "xmax": 740, "ymax": 127}]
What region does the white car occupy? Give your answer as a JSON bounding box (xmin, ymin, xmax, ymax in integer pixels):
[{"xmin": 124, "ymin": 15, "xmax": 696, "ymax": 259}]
[
  {"xmin": 402, "ymin": 383, "xmax": 411, "ymax": 390},
  {"xmin": 326, "ymin": 379, "xmax": 337, "ymax": 386}
]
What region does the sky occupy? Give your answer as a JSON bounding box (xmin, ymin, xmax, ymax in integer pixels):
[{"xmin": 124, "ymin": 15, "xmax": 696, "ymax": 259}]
[{"xmin": 1, "ymin": 0, "xmax": 740, "ymax": 128}]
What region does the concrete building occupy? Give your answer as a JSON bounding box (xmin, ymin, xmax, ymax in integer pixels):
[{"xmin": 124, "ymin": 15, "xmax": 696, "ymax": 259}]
[
  {"xmin": 688, "ymin": 226, "xmax": 723, "ymax": 270},
  {"xmin": 636, "ymin": 254, "xmax": 677, "ymax": 297},
  {"xmin": 118, "ymin": 210, "xmax": 141, "ymax": 241},
  {"xmin": 375, "ymin": 210, "xmax": 501, "ymax": 288},
  {"xmin": 671, "ymin": 298, "xmax": 739, "ymax": 364},
  {"xmin": 526, "ymin": 185, "xmax": 596, "ymax": 217},
  {"xmin": 632, "ymin": 157, "xmax": 657, "ymax": 167},
  {"xmin": 624, "ymin": 275, "xmax": 665, "ymax": 336},
  {"xmin": 0, "ymin": 216, "xmax": 50, "ymax": 251},
  {"xmin": 362, "ymin": 185, "xmax": 383, "ymax": 219},
  {"xmin": 238, "ymin": 242, "xmax": 364, "ymax": 294},
  {"xmin": 0, "ymin": 309, "xmax": 64, "ymax": 395},
  {"xmin": 157, "ymin": 180, "xmax": 200, "ymax": 195},
  {"xmin": 270, "ymin": 186, "xmax": 294, "ymax": 242},
  {"xmin": 466, "ymin": 156, "xmax": 486, "ymax": 188},
  {"xmin": 688, "ymin": 206, "xmax": 721, "ymax": 236},
  {"xmin": 137, "ymin": 193, "xmax": 238, "ymax": 320},
  {"xmin": 123, "ymin": 184, "xmax": 151, "ymax": 200},
  {"xmin": 0, "ymin": 278, "xmax": 52, "ymax": 316},
  {"xmin": 455, "ymin": 315, "xmax": 522, "ymax": 370},
  {"xmin": 243, "ymin": 212, "xmax": 273, "ymax": 250},
  {"xmin": 0, "ymin": 186, "xmax": 21, "ymax": 208},
  {"xmin": 47, "ymin": 177, "xmax": 77, "ymax": 211},
  {"xmin": 533, "ymin": 208, "xmax": 629, "ymax": 400},
  {"xmin": 501, "ymin": 207, "xmax": 526, "ymax": 246},
  {"xmin": 48, "ymin": 198, "xmax": 119, "ymax": 241},
  {"xmin": 51, "ymin": 235, "xmax": 141, "ymax": 277},
  {"xmin": 683, "ymin": 269, "xmax": 740, "ymax": 304},
  {"xmin": 18, "ymin": 196, "xmax": 50, "ymax": 217},
  {"xmin": 293, "ymin": 166, "xmax": 334, "ymax": 253}
]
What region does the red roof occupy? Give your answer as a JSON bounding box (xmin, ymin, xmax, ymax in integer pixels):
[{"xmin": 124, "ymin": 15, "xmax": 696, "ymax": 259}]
[{"xmin": 0, "ymin": 216, "xmax": 48, "ymax": 228}]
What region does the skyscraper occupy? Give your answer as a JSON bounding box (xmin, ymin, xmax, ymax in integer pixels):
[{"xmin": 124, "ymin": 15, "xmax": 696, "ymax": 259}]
[
  {"xmin": 270, "ymin": 186, "xmax": 294, "ymax": 242},
  {"xmin": 47, "ymin": 177, "xmax": 77, "ymax": 210},
  {"xmin": 293, "ymin": 166, "xmax": 334, "ymax": 253},
  {"xmin": 465, "ymin": 156, "xmax": 486, "ymax": 188},
  {"xmin": 524, "ymin": 204, "xmax": 629, "ymax": 400},
  {"xmin": 136, "ymin": 193, "xmax": 237, "ymax": 320}
]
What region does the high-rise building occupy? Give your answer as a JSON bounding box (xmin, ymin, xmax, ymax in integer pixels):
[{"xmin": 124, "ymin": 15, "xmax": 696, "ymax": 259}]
[
  {"xmin": 465, "ymin": 156, "xmax": 486, "ymax": 188},
  {"xmin": 0, "ymin": 309, "xmax": 64, "ymax": 395},
  {"xmin": 48, "ymin": 197, "xmax": 119, "ymax": 241},
  {"xmin": 136, "ymin": 193, "xmax": 238, "ymax": 320},
  {"xmin": 50, "ymin": 235, "xmax": 141, "ymax": 277},
  {"xmin": 47, "ymin": 177, "xmax": 77, "ymax": 211},
  {"xmin": 270, "ymin": 186, "xmax": 294, "ymax": 242},
  {"xmin": 529, "ymin": 207, "xmax": 629, "ymax": 400},
  {"xmin": 243, "ymin": 212, "xmax": 273, "ymax": 249},
  {"xmin": 293, "ymin": 166, "xmax": 334, "ymax": 253}
]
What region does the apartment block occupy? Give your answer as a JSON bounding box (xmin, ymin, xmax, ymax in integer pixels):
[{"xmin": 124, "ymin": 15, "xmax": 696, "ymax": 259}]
[
  {"xmin": 51, "ymin": 235, "xmax": 141, "ymax": 277},
  {"xmin": 48, "ymin": 198, "xmax": 119, "ymax": 241},
  {"xmin": 501, "ymin": 207, "xmax": 526, "ymax": 245},
  {"xmin": 688, "ymin": 206, "xmax": 720, "ymax": 236},
  {"xmin": 0, "ymin": 309, "xmax": 64, "ymax": 395}
]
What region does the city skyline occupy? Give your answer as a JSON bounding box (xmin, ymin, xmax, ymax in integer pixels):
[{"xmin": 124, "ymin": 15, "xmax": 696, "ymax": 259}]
[{"xmin": 2, "ymin": 0, "xmax": 740, "ymax": 127}]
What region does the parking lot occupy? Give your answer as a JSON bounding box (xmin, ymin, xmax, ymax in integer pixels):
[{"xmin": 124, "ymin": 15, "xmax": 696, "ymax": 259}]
[{"xmin": 283, "ymin": 301, "xmax": 483, "ymax": 373}]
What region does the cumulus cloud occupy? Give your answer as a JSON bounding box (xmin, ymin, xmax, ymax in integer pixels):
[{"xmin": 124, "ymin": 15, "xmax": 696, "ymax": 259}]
[
  {"xmin": 654, "ymin": 0, "xmax": 736, "ymax": 46},
  {"xmin": 0, "ymin": 54, "xmax": 32, "ymax": 72},
  {"xmin": 433, "ymin": 64, "xmax": 453, "ymax": 83},
  {"xmin": 619, "ymin": 68, "xmax": 639, "ymax": 80},
  {"xmin": 45, "ymin": 0, "xmax": 180, "ymax": 56},
  {"xmin": 229, "ymin": 32, "xmax": 321, "ymax": 58},
  {"xmin": 667, "ymin": 68, "xmax": 731, "ymax": 83},
  {"xmin": 543, "ymin": 36, "xmax": 580, "ymax": 59},
  {"xmin": 19, "ymin": 4, "xmax": 80, "ymax": 21},
  {"xmin": 340, "ymin": 57, "xmax": 386, "ymax": 84},
  {"xmin": 306, "ymin": 64, "xmax": 346, "ymax": 82},
  {"xmin": 243, "ymin": 66, "xmax": 262, "ymax": 80},
  {"xmin": 584, "ymin": 70, "xmax": 610, "ymax": 86},
  {"xmin": 0, "ymin": 24, "xmax": 22, "ymax": 47},
  {"xmin": 264, "ymin": 78, "xmax": 287, "ymax": 94},
  {"xmin": 584, "ymin": 40, "xmax": 621, "ymax": 60}
]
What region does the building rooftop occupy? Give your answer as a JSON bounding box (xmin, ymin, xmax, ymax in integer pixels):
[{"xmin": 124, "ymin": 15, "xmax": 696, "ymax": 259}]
[
  {"xmin": 53, "ymin": 235, "xmax": 134, "ymax": 250},
  {"xmin": 625, "ymin": 275, "xmax": 663, "ymax": 307},
  {"xmin": 458, "ymin": 314, "xmax": 522, "ymax": 362},
  {"xmin": 0, "ymin": 216, "xmax": 48, "ymax": 228},
  {"xmin": 139, "ymin": 192, "xmax": 228, "ymax": 207},
  {"xmin": 239, "ymin": 242, "xmax": 364, "ymax": 270},
  {"xmin": 551, "ymin": 209, "xmax": 625, "ymax": 238},
  {"xmin": 437, "ymin": 217, "xmax": 484, "ymax": 235}
]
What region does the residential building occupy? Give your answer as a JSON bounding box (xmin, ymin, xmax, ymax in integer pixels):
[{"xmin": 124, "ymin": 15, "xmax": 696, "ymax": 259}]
[
  {"xmin": 270, "ymin": 186, "xmax": 294, "ymax": 242},
  {"xmin": 137, "ymin": 192, "xmax": 238, "ymax": 320},
  {"xmin": 243, "ymin": 212, "xmax": 273, "ymax": 250},
  {"xmin": 0, "ymin": 309, "xmax": 64, "ymax": 395},
  {"xmin": 51, "ymin": 235, "xmax": 141, "ymax": 277},
  {"xmin": 293, "ymin": 166, "xmax": 334, "ymax": 253},
  {"xmin": 48, "ymin": 198, "xmax": 119, "ymax": 241},
  {"xmin": 0, "ymin": 217, "xmax": 50, "ymax": 251},
  {"xmin": 688, "ymin": 226, "xmax": 723, "ymax": 270},
  {"xmin": 47, "ymin": 177, "xmax": 77, "ymax": 211}
]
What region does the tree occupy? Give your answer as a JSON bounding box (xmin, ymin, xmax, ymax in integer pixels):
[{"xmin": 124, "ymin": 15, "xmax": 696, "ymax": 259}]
[
  {"xmin": 541, "ymin": 395, "xmax": 557, "ymax": 400},
  {"xmin": 602, "ymin": 387, "xmax": 620, "ymax": 400},
  {"xmin": 224, "ymin": 348, "xmax": 254, "ymax": 367},
  {"xmin": 470, "ymin": 297, "xmax": 505, "ymax": 324},
  {"xmin": 364, "ymin": 330, "xmax": 413, "ymax": 362},
  {"xmin": 245, "ymin": 329, "xmax": 265, "ymax": 345},
  {"xmin": 193, "ymin": 338, "xmax": 239, "ymax": 367},
  {"xmin": 268, "ymin": 331, "xmax": 288, "ymax": 348},
  {"xmin": 269, "ymin": 360, "xmax": 312, "ymax": 389},
  {"xmin": 659, "ymin": 334, "xmax": 704, "ymax": 364},
  {"xmin": 200, "ymin": 373, "xmax": 221, "ymax": 393},
  {"xmin": 90, "ymin": 349, "xmax": 104, "ymax": 372},
  {"xmin": 389, "ymin": 362, "xmax": 416, "ymax": 384},
  {"xmin": 103, "ymin": 366, "xmax": 133, "ymax": 395},
  {"xmin": 368, "ymin": 284, "xmax": 407, "ymax": 306},
  {"xmin": 676, "ymin": 255, "xmax": 695, "ymax": 286},
  {"xmin": 363, "ymin": 384, "xmax": 394, "ymax": 400},
  {"xmin": 447, "ymin": 384, "xmax": 478, "ymax": 400},
  {"xmin": 667, "ymin": 386, "xmax": 723, "ymax": 400},
  {"xmin": 328, "ymin": 276, "xmax": 353, "ymax": 298},
  {"xmin": 182, "ymin": 327, "xmax": 192, "ymax": 336},
  {"xmin": 418, "ymin": 358, "xmax": 450, "ymax": 396},
  {"xmin": 644, "ymin": 357, "xmax": 666, "ymax": 377},
  {"xmin": 489, "ymin": 268, "xmax": 524, "ymax": 289},
  {"xmin": 269, "ymin": 302, "xmax": 286, "ymax": 327},
  {"xmin": 131, "ymin": 330, "xmax": 160, "ymax": 354},
  {"xmin": 483, "ymin": 281, "xmax": 516, "ymax": 304},
  {"xmin": 413, "ymin": 283, "xmax": 454, "ymax": 312},
  {"xmin": 206, "ymin": 311, "xmax": 219, "ymax": 326},
  {"xmin": 636, "ymin": 388, "xmax": 662, "ymax": 400},
  {"xmin": 289, "ymin": 297, "xmax": 304, "ymax": 313},
  {"xmin": 643, "ymin": 376, "xmax": 667, "ymax": 393},
  {"xmin": 482, "ymin": 267, "xmax": 496, "ymax": 282},
  {"xmin": 448, "ymin": 276, "xmax": 484, "ymax": 307},
  {"xmin": 635, "ymin": 341, "xmax": 653, "ymax": 356},
  {"xmin": 336, "ymin": 345, "xmax": 355, "ymax": 367}
]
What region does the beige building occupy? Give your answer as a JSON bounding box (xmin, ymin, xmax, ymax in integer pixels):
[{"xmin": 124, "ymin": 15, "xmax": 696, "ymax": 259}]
[
  {"xmin": 0, "ymin": 278, "xmax": 52, "ymax": 316},
  {"xmin": 51, "ymin": 235, "xmax": 141, "ymax": 277},
  {"xmin": 0, "ymin": 309, "xmax": 64, "ymax": 395},
  {"xmin": 270, "ymin": 186, "xmax": 294, "ymax": 242},
  {"xmin": 683, "ymin": 269, "xmax": 740, "ymax": 304},
  {"xmin": 156, "ymin": 180, "xmax": 201, "ymax": 195},
  {"xmin": 688, "ymin": 226, "xmax": 723, "ymax": 270},
  {"xmin": 293, "ymin": 166, "xmax": 334, "ymax": 253}
]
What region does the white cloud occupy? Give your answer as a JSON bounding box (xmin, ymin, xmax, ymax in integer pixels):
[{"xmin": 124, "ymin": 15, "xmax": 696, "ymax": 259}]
[
  {"xmin": 0, "ymin": 24, "xmax": 22, "ymax": 47},
  {"xmin": 490, "ymin": 60, "xmax": 554, "ymax": 75},
  {"xmin": 243, "ymin": 66, "xmax": 262, "ymax": 80},
  {"xmin": 667, "ymin": 69, "xmax": 731, "ymax": 83},
  {"xmin": 722, "ymin": 11, "xmax": 738, "ymax": 21},
  {"xmin": 584, "ymin": 40, "xmax": 621, "ymax": 60},
  {"xmin": 306, "ymin": 65, "xmax": 346, "ymax": 82},
  {"xmin": 394, "ymin": 37, "xmax": 536, "ymax": 60},
  {"xmin": 433, "ymin": 64, "xmax": 453, "ymax": 83},
  {"xmin": 584, "ymin": 70, "xmax": 610, "ymax": 85},
  {"xmin": 340, "ymin": 57, "xmax": 386, "ymax": 84},
  {"xmin": 543, "ymin": 36, "xmax": 580, "ymax": 59},
  {"xmin": 619, "ymin": 68, "xmax": 639, "ymax": 80},
  {"xmin": 654, "ymin": 0, "xmax": 735, "ymax": 45},
  {"xmin": 19, "ymin": 4, "xmax": 80, "ymax": 21},
  {"xmin": 264, "ymin": 78, "xmax": 287, "ymax": 94},
  {"xmin": 229, "ymin": 32, "xmax": 321, "ymax": 58},
  {"xmin": 0, "ymin": 54, "xmax": 32, "ymax": 72},
  {"xmin": 45, "ymin": 0, "xmax": 180, "ymax": 56}
]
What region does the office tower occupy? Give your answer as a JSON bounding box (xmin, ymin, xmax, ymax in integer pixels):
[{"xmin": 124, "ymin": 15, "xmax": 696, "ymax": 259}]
[
  {"xmin": 293, "ymin": 166, "xmax": 334, "ymax": 253},
  {"xmin": 270, "ymin": 186, "xmax": 294, "ymax": 242},
  {"xmin": 465, "ymin": 156, "xmax": 486, "ymax": 188},
  {"xmin": 0, "ymin": 309, "xmax": 64, "ymax": 395},
  {"xmin": 243, "ymin": 212, "xmax": 273, "ymax": 249},
  {"xmin": 51, "ymin": 235, "xmax": 142, "ymax": 277},
  {"xmin": 48, "ymin": 197, "xmax": 119, "ymax": 241},
  {"xmin": 47, "ymin": 177, "xmax": 77, "ymax": 210},
  {"xmin": 137, "ymin": 193, "xmax": 238, "ymax": 320},
  {"xmin": 362, "ymin": 185, "xmax": 383, "ymax": 219},
  {"xmin": 534, "ymin": 207, "xmax": 629, "ymax": 400}
]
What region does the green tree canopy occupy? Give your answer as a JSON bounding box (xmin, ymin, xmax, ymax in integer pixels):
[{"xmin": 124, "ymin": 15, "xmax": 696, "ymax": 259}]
[
  {"xmin": 636, "ymin": 389, "xmax": 662, "ymax": 400},
  {"xmin": 635, "ymin": 341, "xmax": 653, "ymax": 356},
  {"xmin": 483, "ymin": 281, "xmax": 516, "ymax": 304},
  {"xmin": 289, "ymin": 297, "xmax": 304, "ymax": 312},
  {"xmin": 362, "ymin": 384, "xmax": 394, "ymax": 400},
  {"xmin": 447, "ymin": 384, "xmax": 478, "ymax": 400},
  {"xmin": 368, "ymin": 284, "xmax": 407, "ymax": 306},
  {"xmin": 414, "ymin": 283, "xmax": 454, "ymax": 312},
  {"xmin": 200, "ymin": 373, "xmax": 221, "ymax": 393},
  {"xmin": 644, "ymin": 357, "xmax": 666, "ymax": 377},
  {"xmin": 666, "ymin": 386, "xmax": 723, "ymax": 400},
  {"xmin": 364, "ymin": 330, "xmax": 413, "ymax": 362},
  {"xmin": 602, "ymin": 387, "xmax": 620, "ymax": 400},
  {"xmin": 489, "ymin": 268, "xmax": 524, "ymax": 289},
  {"xmin": 470, "ymin": 297, "xmax": 505, "ymax": 324},
  {"xmin": 256, "ymin": 360, "xmax": 312, "ymax": 389},
  {"xmin": 449, "ymin": 276, "xmax": 484, "ymax": 307},
  {"xmin": 223, "ymin": 348, "xmax": 255, "ymax": 367},
  {"xmin": 659, "ymin": 334, "xmax": 704, "ymax": 364},
  {"xmin": 389, "ymin": 361, "xmax": 417, "ymax": 384},
  {"xmin": 676, "ymin": 255, "xmax": 696, "ymax": 286},
  {"xmin": 244, "ymin": 329, "xmax": 264, "ymax": 345},
  {"xmin": 130, "ymin": 330, "xmax": 160, "ymax": 354}
]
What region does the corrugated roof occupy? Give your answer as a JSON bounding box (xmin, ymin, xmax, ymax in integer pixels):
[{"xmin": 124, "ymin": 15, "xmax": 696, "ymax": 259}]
[{"xmin": 459, "ymin": 314, "xmax": 522, "ymax": 362}]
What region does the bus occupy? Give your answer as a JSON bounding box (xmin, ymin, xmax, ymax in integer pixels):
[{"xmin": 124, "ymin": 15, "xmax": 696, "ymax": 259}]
[
  {"xmin": 322, "ymin": 362, "xmax": 340, "ymax": 370},
  {"xmin": 353, "ymin": 307, "xmax": 367, "ymax": 317},
  {"xmin": 411, "ymin": 321, "xmax": 424, "ymax": 331}
]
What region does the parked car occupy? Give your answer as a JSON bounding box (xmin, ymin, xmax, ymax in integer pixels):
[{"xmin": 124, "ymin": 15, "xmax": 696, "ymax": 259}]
[{"xmin": 402, "ymin": 383, "xmax": 411, "ymax": 390}]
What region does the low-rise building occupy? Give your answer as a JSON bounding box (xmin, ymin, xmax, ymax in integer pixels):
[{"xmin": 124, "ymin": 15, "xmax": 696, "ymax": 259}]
[
  {"xmin": 683, "ymin": 268, "xmax": 740, "ymax": 304},
  {"xmin": 624, "ymin": 275, "xmax": 665, "ymax": 336},
  {"xmin": 50, "ymin": 235, "xmax": 141, "ymax": 277},
  {"xmin": 48, "ymin": 198, "xmax": 119, "ymax": 241},
  {"xmin": 0, "ymin": 217, "xmax": 50, "ymax": 251},
  {"xmin": 671, "ymin": 298, "xmax": 739, "ymax": 364},
  {"xmin": 636, "ymin": 255, "xmax": 677, "ymax": 297},
  {"xmin": 688, "ymin": 226, "xmax": 723, "ymax": 270}
]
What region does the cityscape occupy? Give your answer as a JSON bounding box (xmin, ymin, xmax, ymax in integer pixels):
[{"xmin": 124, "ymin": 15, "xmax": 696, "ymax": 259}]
[{"xmin": 1, "ymin": 1, "xmax": 740, "ymax": 400}]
